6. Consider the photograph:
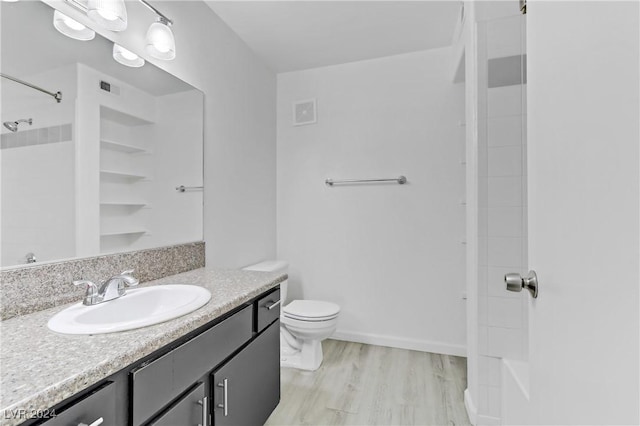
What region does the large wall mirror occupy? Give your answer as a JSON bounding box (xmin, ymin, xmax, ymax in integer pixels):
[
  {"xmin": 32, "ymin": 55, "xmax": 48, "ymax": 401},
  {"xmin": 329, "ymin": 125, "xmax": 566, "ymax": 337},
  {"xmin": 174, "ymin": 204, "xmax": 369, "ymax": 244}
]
[{"xmin": 0, "ymin": 1, "xmax": 203, "ymax": 268}]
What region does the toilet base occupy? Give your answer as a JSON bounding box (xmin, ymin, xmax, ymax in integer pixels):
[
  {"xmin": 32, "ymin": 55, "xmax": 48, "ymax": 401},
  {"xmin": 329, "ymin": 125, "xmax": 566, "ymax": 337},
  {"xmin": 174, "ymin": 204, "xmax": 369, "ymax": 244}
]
[{"xmin": 280, "ymin": 330, "xmax": 324, "ymax": 371}]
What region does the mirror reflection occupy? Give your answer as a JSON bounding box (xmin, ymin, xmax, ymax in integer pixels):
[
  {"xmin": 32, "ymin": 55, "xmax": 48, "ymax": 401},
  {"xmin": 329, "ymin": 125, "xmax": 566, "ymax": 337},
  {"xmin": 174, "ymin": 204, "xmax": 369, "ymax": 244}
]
[{"xmin": 1, "ymin": 1, "xmax": 203, "ymax": 268}]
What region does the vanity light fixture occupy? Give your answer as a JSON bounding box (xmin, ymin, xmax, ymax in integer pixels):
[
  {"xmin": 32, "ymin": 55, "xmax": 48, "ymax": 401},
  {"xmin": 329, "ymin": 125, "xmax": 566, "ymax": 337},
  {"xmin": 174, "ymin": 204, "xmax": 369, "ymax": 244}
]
[
  {"xmin": 59, "ymin": 0, "xmax": 175, "ymax": 61},
  {"xmin": 113, "ymin": 43, "xmax": 145, "ymax": 67},
  {"xmin": 145, "ymin": 17, "xmax": 175, "ymax": 60},
  {"xmin": 87, "ymin": 0, "xmax": 128, "ymax": 31},
  {"xmin": 53, "ymin": 10, "xmax": 96, "ymax": 41}
]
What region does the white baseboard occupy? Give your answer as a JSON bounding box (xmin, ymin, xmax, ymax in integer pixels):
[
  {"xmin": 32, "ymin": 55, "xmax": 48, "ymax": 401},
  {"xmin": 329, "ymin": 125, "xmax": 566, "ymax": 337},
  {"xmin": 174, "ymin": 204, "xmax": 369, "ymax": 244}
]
[
  {"xmin": 331, "ymin": 330, "xmax": 466, "ymax": 357},
  {"xmin": 464, "ymin": 388, "xmax": 477, "ymax": 425},
  {"xmin": 477, "ymin": 414, "xmax": 501, "ymax": 425}
]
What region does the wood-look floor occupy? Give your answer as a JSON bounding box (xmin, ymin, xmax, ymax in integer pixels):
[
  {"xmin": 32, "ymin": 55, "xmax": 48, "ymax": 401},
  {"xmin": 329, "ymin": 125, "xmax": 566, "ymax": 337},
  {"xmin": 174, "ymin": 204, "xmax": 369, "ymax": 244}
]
[{"xmin": 265, "ymin": 339, "xmax": 470, "ymax": 426}]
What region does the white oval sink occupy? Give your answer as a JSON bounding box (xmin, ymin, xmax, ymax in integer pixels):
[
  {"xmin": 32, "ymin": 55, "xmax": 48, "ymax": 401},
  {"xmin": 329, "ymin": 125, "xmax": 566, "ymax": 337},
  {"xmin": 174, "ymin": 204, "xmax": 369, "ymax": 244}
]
[{"xmin": 48, "ymin": 285, "xmax": 211, "ymax": 335}]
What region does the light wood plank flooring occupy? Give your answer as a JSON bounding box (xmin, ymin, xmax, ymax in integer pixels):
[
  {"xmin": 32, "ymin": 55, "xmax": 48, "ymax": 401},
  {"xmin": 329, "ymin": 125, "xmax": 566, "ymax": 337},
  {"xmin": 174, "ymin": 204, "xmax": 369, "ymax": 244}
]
[{"xmin": 265, "ymin": 339, "xmax": 470, "ymax": 426}]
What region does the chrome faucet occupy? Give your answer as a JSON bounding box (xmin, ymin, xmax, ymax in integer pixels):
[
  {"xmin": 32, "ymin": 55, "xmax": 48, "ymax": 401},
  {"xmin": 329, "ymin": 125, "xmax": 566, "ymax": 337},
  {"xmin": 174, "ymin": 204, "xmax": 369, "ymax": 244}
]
[{"xmin": 73, "ymin": 270, "xmax": 139, "ymax": 306}]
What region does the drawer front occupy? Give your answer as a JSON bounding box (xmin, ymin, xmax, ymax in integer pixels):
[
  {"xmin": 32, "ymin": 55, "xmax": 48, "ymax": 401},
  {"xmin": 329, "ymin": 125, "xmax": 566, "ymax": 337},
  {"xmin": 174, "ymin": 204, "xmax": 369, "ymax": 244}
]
[
  {"xmin": 44, "ymin": 382, "xmax": 115, "ymax": 426},
  {"xmin": 131, "ymin": 351, "xmax": 174, "ymax": 426},
  {"xmin": 256, "ymin": 288, "xmax": 281, "ymax": 332},
  {"xmin": 131, "ymin": 305, "xmax": 252, "ymax": 426},
  {"xmin": 149, "ymin": 383, "xmax": 206, "ymax": 426},
  {"xmin": 173, "ymin": 305, "xmax": 252, "ymax": 391}
]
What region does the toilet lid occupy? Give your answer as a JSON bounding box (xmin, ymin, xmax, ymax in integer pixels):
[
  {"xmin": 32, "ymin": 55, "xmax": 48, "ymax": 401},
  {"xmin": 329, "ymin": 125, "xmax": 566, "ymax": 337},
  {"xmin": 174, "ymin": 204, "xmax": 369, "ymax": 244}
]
[{"xmin": 283, "ymin": 300, "xmax": 340, "ymax": 320}]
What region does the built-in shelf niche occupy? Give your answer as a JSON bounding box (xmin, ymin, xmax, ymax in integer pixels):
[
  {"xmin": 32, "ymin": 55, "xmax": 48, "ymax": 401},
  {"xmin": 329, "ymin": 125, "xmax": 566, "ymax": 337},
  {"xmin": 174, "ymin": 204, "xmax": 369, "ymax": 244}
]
[{"xmin": 99, "ymin": 104, "xmax": 154, "ymax": 254}]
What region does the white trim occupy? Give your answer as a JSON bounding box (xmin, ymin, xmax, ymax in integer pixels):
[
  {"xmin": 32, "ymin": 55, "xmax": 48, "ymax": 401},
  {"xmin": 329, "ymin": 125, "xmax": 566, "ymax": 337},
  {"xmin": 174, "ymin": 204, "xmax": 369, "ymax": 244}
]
[
  {"xmin": 331, "ymin": 330, "xmax": 466, "ymax": 357},
  {"xmin": 477, "ymin": 414, "xmax": 501, "ymax": 425},
  {"xmin": 464, "ymin": 388, "xmax": 478, "ymax": 425}
]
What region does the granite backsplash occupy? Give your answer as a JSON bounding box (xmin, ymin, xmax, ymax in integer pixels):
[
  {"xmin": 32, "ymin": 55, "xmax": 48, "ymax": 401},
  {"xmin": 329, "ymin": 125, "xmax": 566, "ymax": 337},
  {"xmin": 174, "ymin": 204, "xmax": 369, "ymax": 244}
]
[{"xmin": 0, "ymin": 242, "xmax": 205, "ymax": 320}]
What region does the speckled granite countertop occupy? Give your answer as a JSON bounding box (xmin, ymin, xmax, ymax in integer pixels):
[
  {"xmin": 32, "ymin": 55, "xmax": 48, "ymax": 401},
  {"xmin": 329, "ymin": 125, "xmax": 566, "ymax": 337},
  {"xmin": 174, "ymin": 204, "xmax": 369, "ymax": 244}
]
[{"xmin": 0, "ymin": 267, "xmax": 285, "ymax": 426}]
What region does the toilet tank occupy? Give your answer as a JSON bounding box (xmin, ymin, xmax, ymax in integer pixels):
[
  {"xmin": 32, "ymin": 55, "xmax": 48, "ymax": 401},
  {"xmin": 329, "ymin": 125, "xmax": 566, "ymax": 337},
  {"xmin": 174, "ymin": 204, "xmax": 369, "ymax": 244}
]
[{"xmin": 243, "ymin": 260, "xmax": 289, "ymax": 304}]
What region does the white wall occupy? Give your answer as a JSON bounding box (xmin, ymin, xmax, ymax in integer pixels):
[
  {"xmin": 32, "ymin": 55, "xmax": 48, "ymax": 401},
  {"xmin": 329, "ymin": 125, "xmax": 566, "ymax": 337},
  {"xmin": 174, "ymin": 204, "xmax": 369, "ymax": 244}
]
[
  {"xmin": 1, "ymin": 141, "xmax": 75, "ymax": 266},
  {"xmin": 277, "ymin": 49, "xmax": 466, "ymax": 355},
  {"xmin": 1, "ymin": 65, "xmax": 77, "ymax": 266},
  {"xmin": 150, "ymin": 90, "xmax": 204, "ymax": 247},
  {"xmin": 45, "ymin": 0, "xmax": 277, "ymax": 268}
]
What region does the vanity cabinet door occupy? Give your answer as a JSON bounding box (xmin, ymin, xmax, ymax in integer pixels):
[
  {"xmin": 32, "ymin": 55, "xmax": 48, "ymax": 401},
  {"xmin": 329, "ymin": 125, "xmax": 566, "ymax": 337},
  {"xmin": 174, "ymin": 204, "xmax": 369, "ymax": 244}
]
[
  {"xmin": 43, "ymin": 382, "xmax": 115, "ymax": 426},
  {"xmin": 211, "ymin": 320, "xmax": 280, "ymax": 426},
  {"xmin": 131, "ymin": 305, "xmax": 252, "ymax": 426},
  {"xmin": 148, "ymin": 383, "xmax": 206, "ymax": 426}
]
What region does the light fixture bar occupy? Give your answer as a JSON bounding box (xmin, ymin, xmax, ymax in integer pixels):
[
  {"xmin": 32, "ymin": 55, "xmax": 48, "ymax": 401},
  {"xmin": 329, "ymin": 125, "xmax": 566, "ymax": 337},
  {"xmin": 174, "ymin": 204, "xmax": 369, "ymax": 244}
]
[
  {"xmin": 63, "ymin": 0, "xmax": 173, "ymax": 26},
  {"xmin": 139, "ymin": 0, "xmax": 172, "ymax": 25}
]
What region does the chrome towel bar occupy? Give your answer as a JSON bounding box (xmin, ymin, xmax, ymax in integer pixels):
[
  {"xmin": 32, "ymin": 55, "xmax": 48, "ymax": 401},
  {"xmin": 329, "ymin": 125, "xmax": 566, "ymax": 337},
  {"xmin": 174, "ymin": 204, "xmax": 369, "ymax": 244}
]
[
  {"xmin": 175, "ymin": 185, "xmax": 204, "ymax": 192},
  {"xmin": 325, "ymin": 176, "xmax": 407, "ymax": 186}
]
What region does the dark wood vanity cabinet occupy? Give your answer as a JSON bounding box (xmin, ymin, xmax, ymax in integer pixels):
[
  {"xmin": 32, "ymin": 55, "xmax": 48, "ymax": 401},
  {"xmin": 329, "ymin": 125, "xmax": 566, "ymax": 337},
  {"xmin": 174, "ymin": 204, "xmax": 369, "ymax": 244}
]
[
  {"xmin": 212, "ymin": 321, "xmax": 280, "ymax": 426},
  {"xmin": 28, "ymin": 286, "xmax": 281, "ymax": 426},
  {"xmin": 130, "ymin": 306, "xmax": 253, "ymax": 426}
]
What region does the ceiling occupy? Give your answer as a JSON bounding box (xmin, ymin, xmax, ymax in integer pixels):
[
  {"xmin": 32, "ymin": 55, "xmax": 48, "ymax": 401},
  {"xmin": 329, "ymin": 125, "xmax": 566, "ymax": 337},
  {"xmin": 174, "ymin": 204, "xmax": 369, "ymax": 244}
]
[
  {"xmin": 206, "ymin": 1, "xmax": 462, "ymax": 73},
  {"xmin": 1, "ymin": 1, "xmax": 194, "ymax": 96}
]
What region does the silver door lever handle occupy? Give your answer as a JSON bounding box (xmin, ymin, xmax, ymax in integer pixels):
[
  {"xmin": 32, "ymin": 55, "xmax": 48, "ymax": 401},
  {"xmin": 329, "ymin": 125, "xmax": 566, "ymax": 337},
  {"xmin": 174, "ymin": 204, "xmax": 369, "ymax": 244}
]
[{"xmin": 505, "ymin": 270, "xmax": 538, "ymax": 298}]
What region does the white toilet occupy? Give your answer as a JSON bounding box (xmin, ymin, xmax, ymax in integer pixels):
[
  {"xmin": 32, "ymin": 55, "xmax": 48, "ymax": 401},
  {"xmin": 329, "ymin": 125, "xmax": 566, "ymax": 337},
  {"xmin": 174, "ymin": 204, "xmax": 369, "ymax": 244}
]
[{"xmin": 243, "ymin": 260, "xmax": 340, "ymax": 371}]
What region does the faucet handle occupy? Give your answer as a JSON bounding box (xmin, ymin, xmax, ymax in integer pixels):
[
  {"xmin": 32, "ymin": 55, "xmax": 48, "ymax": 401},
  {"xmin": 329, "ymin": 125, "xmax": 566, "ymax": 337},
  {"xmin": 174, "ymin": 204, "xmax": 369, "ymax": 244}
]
[
  {"xmin": 73, "ymin": 280, "xmax": 98, "ymax": 305},
  {"xmin": 73, "ymin": 279, "xmax": 97, "ymax": 293},
  {"xmin": 120, "ymin": 269, "xmax": 139, "ymax": 287}
]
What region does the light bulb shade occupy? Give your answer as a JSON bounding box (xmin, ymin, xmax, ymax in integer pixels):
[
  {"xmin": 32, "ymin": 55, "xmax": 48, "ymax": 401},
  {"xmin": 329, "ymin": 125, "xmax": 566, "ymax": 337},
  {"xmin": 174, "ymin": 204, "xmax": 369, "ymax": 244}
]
[
  {"xmin": 53, "ymin": 11, "xmax": 95, "ymax": 41},
  {"xmin": 113, "ymin": 44, "xmax": 145, "ymax": 68},
  {"xmin": 145, "ymin": 21, "xmax": 175, "ymax": 60},
  {"xmin": 87, "ymin": 0, "xmax": 127, "ymax": 31}
]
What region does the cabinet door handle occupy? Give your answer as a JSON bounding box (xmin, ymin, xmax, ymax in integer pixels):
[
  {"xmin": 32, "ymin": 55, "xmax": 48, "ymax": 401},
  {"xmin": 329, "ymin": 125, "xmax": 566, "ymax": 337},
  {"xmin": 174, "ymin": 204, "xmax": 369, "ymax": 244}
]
[
  {"xmin": 78, "ymin": 418, "xmax": 104, "ymax": 426},
  {"xmin": 198, "ymin": 396, "xmax": 209, "ymax": 426},
  {"xmin": 265, "ymin": 300, "xmax": 281, "ymax": 310},
  {"xmin": 217, "ymin": 378, "xmax": 229, "ymax": 417}
]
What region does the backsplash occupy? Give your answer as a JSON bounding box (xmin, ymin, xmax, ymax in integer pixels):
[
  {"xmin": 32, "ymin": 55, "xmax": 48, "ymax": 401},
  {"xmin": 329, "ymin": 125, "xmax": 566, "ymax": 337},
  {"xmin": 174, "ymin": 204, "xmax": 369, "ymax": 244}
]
[{"xmin": 0, "ymin": 241, "xmax": 205, "ymax": 320}]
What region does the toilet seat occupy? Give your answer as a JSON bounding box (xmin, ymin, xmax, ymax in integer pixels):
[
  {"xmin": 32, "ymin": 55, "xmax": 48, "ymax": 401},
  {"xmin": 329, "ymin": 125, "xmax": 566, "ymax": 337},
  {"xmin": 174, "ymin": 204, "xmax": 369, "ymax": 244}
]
[
  {"xmin": 283, "ymin": 313, "xmax": 338, "ymax": 322},
  {"xmin": 283, "ymin": 300, "xmax": 340, "ymax": 321}
]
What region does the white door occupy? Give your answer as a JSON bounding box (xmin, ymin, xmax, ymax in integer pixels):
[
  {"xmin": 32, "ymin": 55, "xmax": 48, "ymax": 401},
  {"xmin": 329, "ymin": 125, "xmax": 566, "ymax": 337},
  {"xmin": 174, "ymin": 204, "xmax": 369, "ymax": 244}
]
[{"xmin": 526, "ymin": 1, "xmax": 639, "ymax": 423}]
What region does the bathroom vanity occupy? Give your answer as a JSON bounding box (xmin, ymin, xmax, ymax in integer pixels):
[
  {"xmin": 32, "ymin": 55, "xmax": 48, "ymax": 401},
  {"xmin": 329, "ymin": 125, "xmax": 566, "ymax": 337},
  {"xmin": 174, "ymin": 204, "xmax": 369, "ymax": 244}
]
[{"xmin": 0, "ymin": 268, "xmax": 284, "ymax": 426}]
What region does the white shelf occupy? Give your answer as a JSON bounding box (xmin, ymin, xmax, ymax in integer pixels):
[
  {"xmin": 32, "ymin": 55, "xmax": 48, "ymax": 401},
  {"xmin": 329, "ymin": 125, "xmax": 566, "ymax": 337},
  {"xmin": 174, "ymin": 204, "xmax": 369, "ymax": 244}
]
[
  {"xmin": 101, "ymin": 139, "xmax": 147, "ymax": 154},
  {"xmin": 100, "ymin": 201, "xmax": 148, "ymax": 207},
  {"xmin": 101, "ymin": 105, "xmax": 154, "ymax": 126},
  {"xmin": 100, "ymin": 229, "xmax": 147, "ymax": 237},
  {"xmin": 100, "ymin": 170, "xmax": 147, "ymax": 180}
]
